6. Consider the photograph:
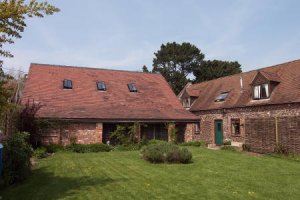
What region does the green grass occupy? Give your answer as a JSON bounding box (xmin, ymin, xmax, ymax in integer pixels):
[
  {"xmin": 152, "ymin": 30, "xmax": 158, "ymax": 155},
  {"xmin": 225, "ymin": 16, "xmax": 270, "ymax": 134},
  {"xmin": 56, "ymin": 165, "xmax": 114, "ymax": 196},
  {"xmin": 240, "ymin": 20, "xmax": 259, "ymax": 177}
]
[{"xmin": 1, "ymin": 147, "xmax": 300, "ymax": 200}]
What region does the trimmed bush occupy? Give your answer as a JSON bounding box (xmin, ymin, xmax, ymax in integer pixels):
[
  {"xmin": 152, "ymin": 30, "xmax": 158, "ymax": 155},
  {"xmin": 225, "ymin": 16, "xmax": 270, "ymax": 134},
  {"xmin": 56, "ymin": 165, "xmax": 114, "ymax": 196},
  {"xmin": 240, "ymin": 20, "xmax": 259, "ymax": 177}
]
[
  {"xmin": 242, "ymin": 144, "xmax": 251, "ymax": 152},
  {"xmin": 141, "ymin": 143, "xmax": 192, "ymax": 164},
  {"xmin": 141, "ymin": 144, "xmax": 165, "ymax": 163},
  {"xmin": 33, "ymin": 147, "xmax": 48, "ymax": 159},
  {"xmin": 44, "ymin": 144, "xmax": 64, "ymax": 153},
  {"xmin": 221, "ymin": 145, "xmax": 237, "ymax": 151},
  {"xmin": 180, "ymin": 140, "xmax": 208, "ymax": 147},
  {"xmin": 223, "ymin": 140, "xmax": 231, "ymax": 146},
  {"xmin": 179, "ymin": 148, "xmax": 193, "ymax": 163},
  {"xmin": 66, "ymin": 144, "xmax": 112, "ymax": 153},
  {"xmin": 180, "ymin": 141, "xmax": 202, "ymax": 147},
  {"xmin": 113, "ymin": 144, "xmax": 141, "ymax": 151},
  {"xmin": 165, "ymin": 145, "xmax": 181, "ymax": 163},
  {"xmin": 147, "ymin": 139, "xmax": 168, "ymax": 145},
  {"xmin": 2, "ymin": 132, "xmax": 33, "ymax": 185}
]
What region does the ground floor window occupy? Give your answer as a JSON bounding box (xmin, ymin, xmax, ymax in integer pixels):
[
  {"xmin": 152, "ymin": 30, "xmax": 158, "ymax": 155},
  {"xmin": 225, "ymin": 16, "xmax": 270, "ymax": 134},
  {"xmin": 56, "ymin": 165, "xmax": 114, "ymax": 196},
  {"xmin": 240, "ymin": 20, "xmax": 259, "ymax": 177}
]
[
  {"xmin": 194, "ymin": 122, "xmax": 200, "ymax": 134},
  {"xmin": 231, "ymin": 119, "xmax": 240, "ymax": 135}
]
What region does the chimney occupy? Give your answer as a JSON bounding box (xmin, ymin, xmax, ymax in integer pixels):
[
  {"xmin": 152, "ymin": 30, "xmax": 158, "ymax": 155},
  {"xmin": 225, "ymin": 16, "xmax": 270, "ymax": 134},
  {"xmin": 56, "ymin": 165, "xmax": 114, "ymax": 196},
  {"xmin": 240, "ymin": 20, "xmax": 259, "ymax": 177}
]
[{"xmin": 240, "ymin": 76, "xmax": 243, "ymax": 93}]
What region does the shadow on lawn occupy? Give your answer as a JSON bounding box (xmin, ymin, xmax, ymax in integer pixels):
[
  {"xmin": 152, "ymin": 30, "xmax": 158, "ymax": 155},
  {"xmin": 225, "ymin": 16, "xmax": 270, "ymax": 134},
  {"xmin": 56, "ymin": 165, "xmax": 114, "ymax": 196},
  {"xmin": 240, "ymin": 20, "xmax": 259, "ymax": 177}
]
[{"xmin": 1, "ymin": 167, "xmax": 123, "ymax": 200}]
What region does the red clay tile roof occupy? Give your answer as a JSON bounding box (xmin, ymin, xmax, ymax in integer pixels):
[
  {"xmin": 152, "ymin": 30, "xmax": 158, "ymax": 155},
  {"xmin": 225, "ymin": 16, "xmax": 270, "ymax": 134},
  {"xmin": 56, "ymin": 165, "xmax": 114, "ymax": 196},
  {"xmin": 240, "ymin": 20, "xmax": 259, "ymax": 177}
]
[
  {"xmin": 186, "ymin": 87, "xmax": 200, "ymax": 97},
  {"xmin": 21, "ymin": 63, "xmax": 197, "ymax": 122},
  {"xmin": 188, "ymin": 59, "xmax": 300, "ymax": 111}
]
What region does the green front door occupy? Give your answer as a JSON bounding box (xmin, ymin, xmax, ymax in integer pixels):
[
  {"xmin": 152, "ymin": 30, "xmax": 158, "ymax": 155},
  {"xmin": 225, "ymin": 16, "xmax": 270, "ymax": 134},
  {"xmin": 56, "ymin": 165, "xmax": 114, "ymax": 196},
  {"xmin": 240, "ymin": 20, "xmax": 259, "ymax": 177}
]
[{"xmin": 214, "ymin": 120, "xmax": 223, "ymax": 145}]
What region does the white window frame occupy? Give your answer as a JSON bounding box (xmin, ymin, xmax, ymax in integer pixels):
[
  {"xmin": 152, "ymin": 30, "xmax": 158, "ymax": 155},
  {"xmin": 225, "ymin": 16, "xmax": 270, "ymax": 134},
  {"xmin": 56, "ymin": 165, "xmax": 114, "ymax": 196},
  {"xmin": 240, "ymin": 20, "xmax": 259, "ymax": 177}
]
[{"xmin": 253, "ymin": 83, "xmax": 269, "ymax": 100}]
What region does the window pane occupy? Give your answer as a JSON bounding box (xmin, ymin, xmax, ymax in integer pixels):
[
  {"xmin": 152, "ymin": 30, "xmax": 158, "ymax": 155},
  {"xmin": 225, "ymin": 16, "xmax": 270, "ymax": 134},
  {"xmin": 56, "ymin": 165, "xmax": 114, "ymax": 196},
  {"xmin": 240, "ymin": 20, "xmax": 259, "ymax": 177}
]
[
  {"xmin": 231, "ymin": 119, "xmax": 240, "ymax": 135},
  {"xmin": 261, "ymin": 86, "xmax": 267, "ymax": 98},
  {"xmin": 263, "ymin": 84, "xmax": 269, "ymax": 97},
  {"xmin": 215, "ymin": 92, "xmax": 229, "ymax": 102},
  {"xmin": 63, "ymin": 80, "xmax": 72, "ymax": 89},
  {"xmin": 128, "ymin": 83, "xmax": 138, "ymax": 92},
  {"xmin": 254, "ymin": 85, "xmax": 260, "ymax": 99},
  {"xmin": 194, "ymin": 123, "xmax": 200, "ymax": 132},
  {"xmin": 97, "ymin": 81, "xmax": 106, "ymax": 91}
]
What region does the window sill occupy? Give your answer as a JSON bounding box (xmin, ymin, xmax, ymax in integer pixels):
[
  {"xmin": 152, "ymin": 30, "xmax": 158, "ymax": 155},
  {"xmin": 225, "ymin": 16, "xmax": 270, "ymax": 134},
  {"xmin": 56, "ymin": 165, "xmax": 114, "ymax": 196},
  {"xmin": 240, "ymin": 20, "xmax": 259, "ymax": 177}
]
[
  {"xmin": 250, "ymin": 98, "xmax": 270, "ymax": 102},
  {"xmin": 231, "ymin": 134, "xmax": 241, "ymax": 137}
]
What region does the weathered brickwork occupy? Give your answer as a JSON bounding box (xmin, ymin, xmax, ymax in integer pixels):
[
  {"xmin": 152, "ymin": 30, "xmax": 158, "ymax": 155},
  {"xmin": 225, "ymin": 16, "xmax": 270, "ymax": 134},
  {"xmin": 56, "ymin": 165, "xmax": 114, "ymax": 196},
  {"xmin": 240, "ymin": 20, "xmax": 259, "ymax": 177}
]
[
  {"xmin": 184, "ymin": 123, "xmax": 195, "ymax": 142},
  {"xmin": 39, "ymin": 122, "xmax": 195, "ymax": 145},
  {"xmin": 245, "ymin": 116, "xmax": 300, "ymax": 153},
  {"xmin": 40, "ymin": 122, "xmax": 103, "ymax": 145},
  {"xmin": 245, "ymin": 118, "xmax": 276, "ymax": 153},
  {"xmin": 278, "ymin": 116, "xmax": 300, "ymax": 153},
  {"xmin": 191, "ymin": 103, "xmax": 300, "ymax": 153}
]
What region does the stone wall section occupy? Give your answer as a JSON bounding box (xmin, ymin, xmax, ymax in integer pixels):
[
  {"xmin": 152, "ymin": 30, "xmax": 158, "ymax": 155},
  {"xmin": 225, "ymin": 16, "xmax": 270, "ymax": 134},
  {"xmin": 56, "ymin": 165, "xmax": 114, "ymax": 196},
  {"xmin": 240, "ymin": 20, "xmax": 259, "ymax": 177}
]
[{"xmin": 190, "ymin": 103, "xmax": 300, "ymax": 153}]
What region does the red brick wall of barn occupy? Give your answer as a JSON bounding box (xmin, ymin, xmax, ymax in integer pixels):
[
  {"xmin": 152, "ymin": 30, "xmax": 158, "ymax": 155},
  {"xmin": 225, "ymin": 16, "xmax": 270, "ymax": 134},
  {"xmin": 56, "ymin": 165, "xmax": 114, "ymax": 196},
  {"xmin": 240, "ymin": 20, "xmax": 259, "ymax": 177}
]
[
  {"xmin": 191, "ymin": 103, "xmax": 300, "ymax": 153},
  {"xmin": 39, "ymin": 122, "xmax": 103, "ymax": 145},
  {"xmin": 38, "ymin": 122, "xmax": 195, "ymax": 145},
  {"xmin": 245, "ymin": 116, "xmax": 300, "ymax": 153}
]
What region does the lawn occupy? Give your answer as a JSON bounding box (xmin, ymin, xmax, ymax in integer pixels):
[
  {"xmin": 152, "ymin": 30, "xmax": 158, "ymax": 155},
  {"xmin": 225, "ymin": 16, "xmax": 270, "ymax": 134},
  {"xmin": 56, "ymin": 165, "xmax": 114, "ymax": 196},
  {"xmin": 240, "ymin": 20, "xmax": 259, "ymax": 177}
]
[{"xmin": 1, "ymin": 147, "xmax": 300, "ymax": 200}]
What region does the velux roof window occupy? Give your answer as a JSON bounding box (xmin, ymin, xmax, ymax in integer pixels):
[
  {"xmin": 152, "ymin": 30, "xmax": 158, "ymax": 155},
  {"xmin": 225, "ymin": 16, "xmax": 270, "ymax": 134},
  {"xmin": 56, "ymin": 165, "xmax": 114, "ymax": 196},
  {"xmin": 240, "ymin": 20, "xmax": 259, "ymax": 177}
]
[
  {"xmin": 63, "ymin": 79, "xmax": 72, "ymax": 89},
  {"xmin": 127, "ymin": 83, "xmax": 138, "ymax": 92},
  {"xmin": 97, "ymin": 81, "xmax": 106, "ymax": 91},
  {"xmin": 215, "ymin": 92, "xmax": 229, "ymax": 102}
]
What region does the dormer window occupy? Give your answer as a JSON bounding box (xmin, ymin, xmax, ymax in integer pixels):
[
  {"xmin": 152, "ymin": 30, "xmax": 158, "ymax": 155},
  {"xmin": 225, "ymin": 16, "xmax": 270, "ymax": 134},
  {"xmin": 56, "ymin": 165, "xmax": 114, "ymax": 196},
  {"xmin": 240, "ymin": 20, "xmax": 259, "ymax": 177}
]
[
  {"xmin": 128, "ymin": 83, "xmax": 138, "ymax": 92},
  {"xmin": 215, "ymin": 92, "xmax": 229, "ymax": 102},
  {"xmin": 183, "ymin": 98, "xmax": 190, "ymax": 108},
  {"xmin": 97, "ymin": 81, "xmax": 106, "ymax": 91},
  {"xmin": 253, "ymin": 83, "xmax": 269, "ymax": 99},
  {"xmin": 63, "ymin": 79, "xmax": 72, "ymax": 89}
]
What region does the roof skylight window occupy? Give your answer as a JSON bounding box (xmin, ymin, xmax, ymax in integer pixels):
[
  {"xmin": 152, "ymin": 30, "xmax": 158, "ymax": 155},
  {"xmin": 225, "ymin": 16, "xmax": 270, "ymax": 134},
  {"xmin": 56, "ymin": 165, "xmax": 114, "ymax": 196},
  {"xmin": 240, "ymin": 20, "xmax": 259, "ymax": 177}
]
[
  {"xmin": 63, "ymin": 79, "xmax": 72, "ymax": 89},
  {"xmin": 128, "ymin": 83, "xmax": 138, "ymax": 92},
  {"xmin": 97, "ymin": 81, "xmax": 107, "ymax": 91},
  {"xmin": 215, "ymin": 92, "xmax": 229, "ymax": 102}
]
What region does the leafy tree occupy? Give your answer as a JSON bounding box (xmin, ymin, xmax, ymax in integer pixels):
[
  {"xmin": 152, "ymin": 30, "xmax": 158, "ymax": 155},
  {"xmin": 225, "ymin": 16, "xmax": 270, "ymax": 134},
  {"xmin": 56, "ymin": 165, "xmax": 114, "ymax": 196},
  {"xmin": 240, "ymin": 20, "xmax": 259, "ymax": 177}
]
[
  {"xmin": 152, "ymin": 42, "xmax": 204, "ymax": 94},
  {"xmin": 0, "ymin": 0, "xmax": 60, "ymax": 66},
  {"xmin": 193, "ymin": 60, "xmax": 242, "ymax": 83},
  {"xmin": 0, "ymin": 0, "xmax": 59, "ymax": 135},
  {"xmin": 142, "ymin": 65, "xmax": 149, "ymax": 72}
]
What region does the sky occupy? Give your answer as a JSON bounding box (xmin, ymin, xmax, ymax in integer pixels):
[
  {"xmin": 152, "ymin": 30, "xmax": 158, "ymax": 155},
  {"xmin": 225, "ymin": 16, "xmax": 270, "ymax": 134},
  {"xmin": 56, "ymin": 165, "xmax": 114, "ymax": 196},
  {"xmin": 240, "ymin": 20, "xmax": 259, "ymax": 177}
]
[{"xmin": 2, "ymin": 0, "xmax": 300, "ymax": 75}]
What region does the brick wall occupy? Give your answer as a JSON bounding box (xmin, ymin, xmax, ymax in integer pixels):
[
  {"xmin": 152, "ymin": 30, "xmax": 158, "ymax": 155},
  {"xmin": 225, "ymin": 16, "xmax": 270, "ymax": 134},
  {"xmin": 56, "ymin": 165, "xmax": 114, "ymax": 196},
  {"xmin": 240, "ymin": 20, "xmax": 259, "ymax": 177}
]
[
  {"xmin": 245, "ymin": 116, "xmax": 300, "ymax": 153},
  {"xmin": 184, "ymin": 123, "xmax": 194, "ymax": 142},
  {"xmin": 39, "ymin": 122, "xmax": 103, "ymax": 145},
  {"xmin": 191, "ymin": 103, "xmax": 300, "ymax": 151},
  {"xmin": 245, "ymin": 118, "xmax": 276, "ymax": 153}
]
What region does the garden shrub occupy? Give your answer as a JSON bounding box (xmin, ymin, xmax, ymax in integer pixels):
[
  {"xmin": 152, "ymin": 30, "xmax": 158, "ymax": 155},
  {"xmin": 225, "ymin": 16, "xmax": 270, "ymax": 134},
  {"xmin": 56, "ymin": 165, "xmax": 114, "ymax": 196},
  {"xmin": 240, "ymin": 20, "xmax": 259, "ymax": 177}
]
[
  {"xmin": 274, "ymin": 144, "xmax": 288, "ymax": 155},
  {"xmin": 69, "ymin": 136, "xmax": 78, "ymax": 145},
  {"xmin": 113, "ymin": 144, "xmax": 141, "ymax": 151},
  {"xmin": 180, "ymin": 141, "xmax": 202, "ymax": 147},
  {"xmin": 179, "ymin": 148, "xmax": 193, "ymax": 164},
  {"xmin": 33, "ymin": 147, "xmax": 48, "ymax": 159},
  {"xmin": 2, "ymin": 132, "xmax": 33, "ymax": 185},
  {"xmin": 221, "ymin": 145, "xmax": 237, "ymax": 151},
  {"xmin": 242, "ymin": 144, "xmax": 251, "ymax": 152},
  {"xmin": 165, "ymin": 145, "xmax": 181, "ymax": 163},
  {"xmin": 141, "ymin": 143, "xmax": 192, "ymax": 164},
  {"xmin": 110, "ymin": 123, "xmax": 140, "ymax": 145},
  {"xmin": 147, "ymin": 139, "xmax": 167, "ymax": 145},
  {"xmin": 44, "ymin": 144, "xmax": 64, "ymax": 153},
  {"xmin": 141, "ymin": 144, "xmax": 165, "ymax": 163},
  {"xmin": 223, "ymin": 140, "xmax": 231, "ymax": 146},
  {"xmin": 66, "ymin": 144, "xmax": 112, "ymax": 153}
]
